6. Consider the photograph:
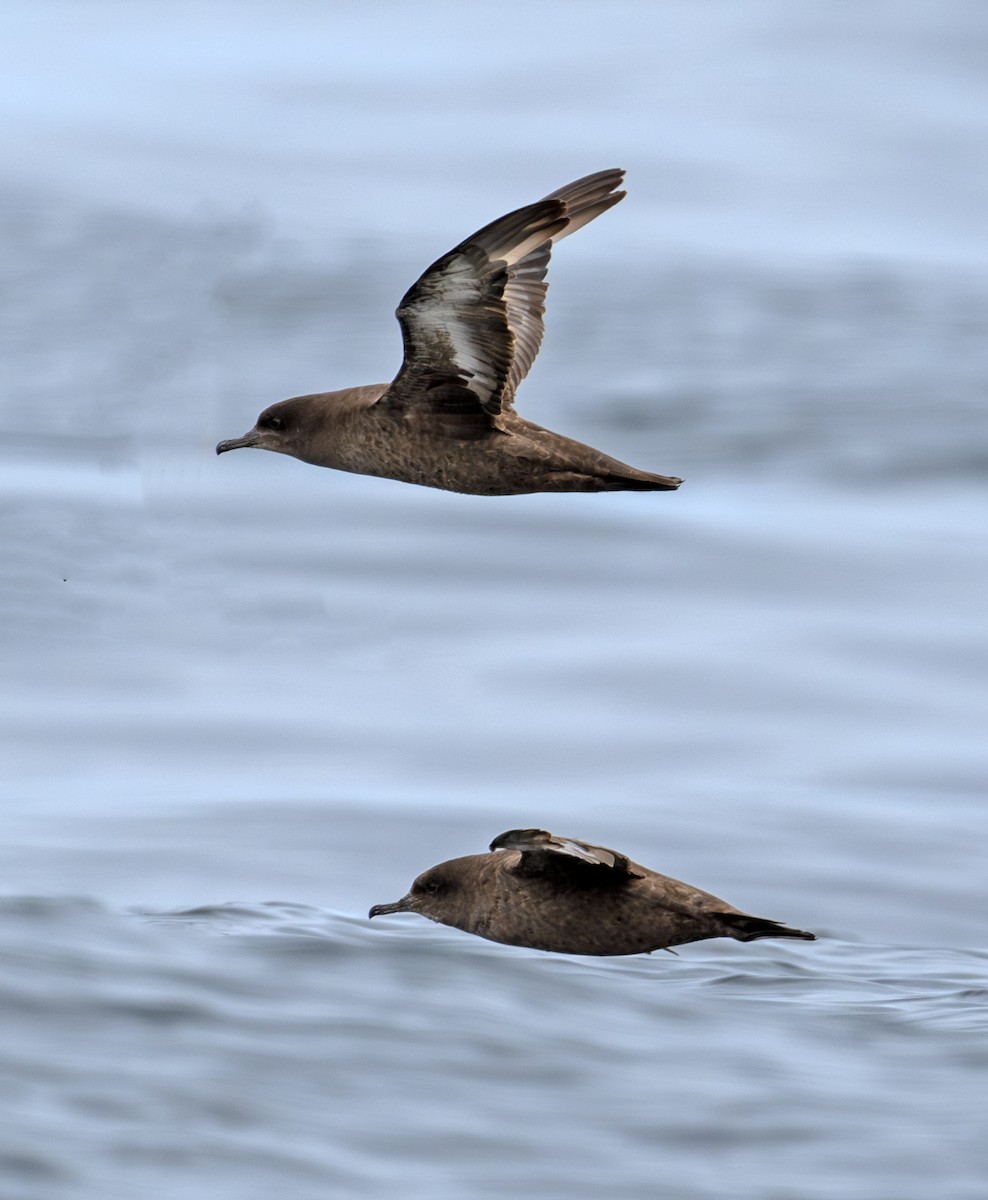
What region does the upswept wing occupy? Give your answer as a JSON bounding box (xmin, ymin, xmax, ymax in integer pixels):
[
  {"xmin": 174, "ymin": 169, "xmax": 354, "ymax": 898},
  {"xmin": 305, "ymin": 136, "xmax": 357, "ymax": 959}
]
[{"xmin": 381, "ymin": 169, "xmax": 626, "ymax": 435}]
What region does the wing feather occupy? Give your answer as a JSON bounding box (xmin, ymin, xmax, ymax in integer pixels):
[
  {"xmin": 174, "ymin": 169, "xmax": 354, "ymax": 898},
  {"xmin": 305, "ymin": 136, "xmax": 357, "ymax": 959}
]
[
  {"xmin": 380, "ymin": 169, "xmax": 625, "ymax": 432},
  {"xmin": 490, "ymin": 828, "xmax": 643, "ymax": 882}
]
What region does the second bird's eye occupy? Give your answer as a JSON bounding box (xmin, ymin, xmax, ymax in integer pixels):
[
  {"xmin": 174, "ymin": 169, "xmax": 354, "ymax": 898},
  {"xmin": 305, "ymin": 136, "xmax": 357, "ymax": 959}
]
[{"xmin": 262, "ymin": 415, "xmax": 285, "ymax": 431}]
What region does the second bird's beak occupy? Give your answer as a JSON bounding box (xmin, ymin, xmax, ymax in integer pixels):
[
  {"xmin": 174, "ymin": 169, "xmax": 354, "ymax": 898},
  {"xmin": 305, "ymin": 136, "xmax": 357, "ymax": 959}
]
[{"xmin": 368, "ymin": 897, "xmax": 410, "ymax": 918}]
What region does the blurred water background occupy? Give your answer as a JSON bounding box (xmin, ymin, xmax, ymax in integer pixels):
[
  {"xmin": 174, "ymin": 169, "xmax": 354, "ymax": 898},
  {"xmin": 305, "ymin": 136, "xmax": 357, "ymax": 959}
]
[{"xmin": 2, "ymin": 3, "xmax": 987, "ymax": 1198}]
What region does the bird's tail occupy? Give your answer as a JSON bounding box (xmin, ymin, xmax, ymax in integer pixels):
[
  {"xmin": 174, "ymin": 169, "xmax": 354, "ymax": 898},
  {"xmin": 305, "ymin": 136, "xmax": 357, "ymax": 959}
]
[
  {"xmin": 603, "ymin": 471, "xmax": 682, "ymax": 491},
  {"xmin": 719, "ymin": 913, "xmax": 817, "ymax": 942}
]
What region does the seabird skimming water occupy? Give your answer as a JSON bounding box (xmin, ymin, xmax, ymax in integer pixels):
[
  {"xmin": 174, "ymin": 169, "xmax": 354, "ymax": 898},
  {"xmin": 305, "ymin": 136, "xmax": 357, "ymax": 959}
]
[{"xmin": 369, "ymin": 828, "xmax": 816, "ymax": 956}]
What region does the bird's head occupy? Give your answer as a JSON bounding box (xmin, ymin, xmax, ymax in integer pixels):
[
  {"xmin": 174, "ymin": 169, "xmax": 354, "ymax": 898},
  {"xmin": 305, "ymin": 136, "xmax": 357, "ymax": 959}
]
[
  {"xmin": 215, "ymin": 394, "xmax": 322, "ymax": 460},
  {"xmin": 368, "ymin": 863, "xmax": 464, "ymax": 923}
]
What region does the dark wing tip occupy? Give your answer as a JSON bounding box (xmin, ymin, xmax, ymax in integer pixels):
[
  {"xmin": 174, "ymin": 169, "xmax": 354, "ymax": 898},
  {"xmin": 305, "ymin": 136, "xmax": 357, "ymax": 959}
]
[
  {"xmin": 490, "ymin": 828, "xmax": 551, "ymax": 853},
  {"xmin": 542, "ymin": 167, "xmax": 626, "ymax": 202}
]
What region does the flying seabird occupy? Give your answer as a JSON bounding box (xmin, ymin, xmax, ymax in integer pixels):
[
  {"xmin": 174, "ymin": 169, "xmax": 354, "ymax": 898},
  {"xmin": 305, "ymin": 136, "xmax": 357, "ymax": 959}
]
[
  {"xmin": 216, "ymin": 169, "xmax": 682, "ymax": 495},
  {"xmin": 369, "ymin": 828, "xmax": 817, "ymax": 956}
]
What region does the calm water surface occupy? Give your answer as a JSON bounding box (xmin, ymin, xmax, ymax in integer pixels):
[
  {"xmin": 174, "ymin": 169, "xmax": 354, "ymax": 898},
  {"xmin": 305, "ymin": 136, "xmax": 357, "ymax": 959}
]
[{"xmin": 2, "ymin": 3, "xmax": 987, "ymax": 1198}]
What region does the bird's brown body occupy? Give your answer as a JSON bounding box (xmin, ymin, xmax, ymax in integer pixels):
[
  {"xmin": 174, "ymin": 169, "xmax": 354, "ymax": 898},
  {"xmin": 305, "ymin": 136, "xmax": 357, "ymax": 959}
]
[
  {"xmin": 369, "ymin": 829, "xmax": 816, "ymax": 956},
  {"xmin": 248, "ymin": 384, "xmax": 674, "ymax": 496},
  {"xmin": 216, "ymin": 170, "xmax": 681, "ymax": 496}
]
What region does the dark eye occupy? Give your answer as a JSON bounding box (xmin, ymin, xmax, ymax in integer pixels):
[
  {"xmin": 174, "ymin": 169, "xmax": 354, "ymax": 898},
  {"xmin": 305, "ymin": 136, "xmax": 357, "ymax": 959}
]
[{"xmin": 260, "ymin": 415, "xmax": 285, "ymax": 432}]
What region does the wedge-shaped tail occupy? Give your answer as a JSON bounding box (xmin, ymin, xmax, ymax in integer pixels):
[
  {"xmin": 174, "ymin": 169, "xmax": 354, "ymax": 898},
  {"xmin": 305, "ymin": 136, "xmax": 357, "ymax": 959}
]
[{"xmin": 718, "ymin": 913, "xmax": 817, "ymax": 942}]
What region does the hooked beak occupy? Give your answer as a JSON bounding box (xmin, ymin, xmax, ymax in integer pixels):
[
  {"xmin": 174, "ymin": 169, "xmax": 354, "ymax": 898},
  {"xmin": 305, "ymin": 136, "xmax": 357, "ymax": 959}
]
[
  {"xmin": 368, "ymin": 896, "xmax": 410, "ymax": 919},
  {"xmin": 215, "ymin": 430, "xmax": 261, "ymax": 455}
]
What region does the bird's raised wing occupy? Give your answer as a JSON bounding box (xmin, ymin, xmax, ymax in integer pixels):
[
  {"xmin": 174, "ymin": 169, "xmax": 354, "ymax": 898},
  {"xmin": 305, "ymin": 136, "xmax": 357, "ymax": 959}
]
[
  {"xmin": 490, "ymin": 828, "xmax": 643, "ymax": 884},
  {"xmin": 379, "ymin": 169, "xmax": 625, "ymax": 437}
]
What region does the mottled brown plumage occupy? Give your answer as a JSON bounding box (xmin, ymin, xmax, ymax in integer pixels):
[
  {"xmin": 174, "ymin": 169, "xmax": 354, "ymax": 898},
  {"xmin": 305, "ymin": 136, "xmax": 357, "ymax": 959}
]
[
  {"xmin": 368, "ymin": 828, "xmax": 817, "ymax": 956},
  {"xmin": 216, "ymin": 169, "xmax": 682, "ymax": 495}
]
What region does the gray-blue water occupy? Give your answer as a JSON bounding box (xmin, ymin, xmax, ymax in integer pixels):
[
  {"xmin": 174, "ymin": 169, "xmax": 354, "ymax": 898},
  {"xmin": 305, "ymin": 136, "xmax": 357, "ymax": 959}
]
[{"xmin": 2, "ymin": 3, "xmax": 987, "ymax": 1198}]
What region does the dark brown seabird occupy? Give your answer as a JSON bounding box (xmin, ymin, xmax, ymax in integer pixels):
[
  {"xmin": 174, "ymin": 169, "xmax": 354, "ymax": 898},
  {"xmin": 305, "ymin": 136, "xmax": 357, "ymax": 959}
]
[
  {"xmin": 368, "ymin": 829, "xmax": 817, "ymax": 956},
  {"xmin": 216, "ymin": 169, "xmax": 682, "ymax": 495}
]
